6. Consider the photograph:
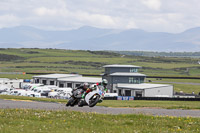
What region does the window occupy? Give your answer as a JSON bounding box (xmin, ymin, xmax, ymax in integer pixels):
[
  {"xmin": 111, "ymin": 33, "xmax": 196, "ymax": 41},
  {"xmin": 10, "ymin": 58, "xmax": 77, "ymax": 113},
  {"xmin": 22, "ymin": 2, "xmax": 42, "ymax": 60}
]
[
  {"xmin": 113, "ymin": 90, "xmax": 117, "ymax": 93},
  {"xmin": 119, "ymin": 89, "xmax": 122, "ymax": 96},
  {"xmin": 129, "ymin": 77, "xmax": 134, "ymax": 83},
  {"xmin": 42, "ymin": 80, "xmax": 47, "ymax": 85},
  {"xmin": 75, "ymin": 84, "xmax": 81, "ymax": 88},
  {"xmin": 67, "ymin": 83, "xmax": 72, "ymax": 88},
  {"xmin": 129, "ymin": 77, "xmax": 140, "ymax": 84},
  {"xmin": 130, "ymin": 68, "xmax": 138, "ymax": 72},
  {"xmin": 59, "ymin": 83, "xmax": 64, "ymax": 88},
  {"xmin": 125, "ymin": 90, "xmax": 131, "ymax": 96},
  {"xmin": 50, "ymin": 81, "xmax": 54, "ymax": 85},
  {"xmin": 35, "ymin": 79, "xmax": 39, "ymax": 83},
  {"xmin": 135, "ymin": 91, "xmax": 142, "ymax": 97}
]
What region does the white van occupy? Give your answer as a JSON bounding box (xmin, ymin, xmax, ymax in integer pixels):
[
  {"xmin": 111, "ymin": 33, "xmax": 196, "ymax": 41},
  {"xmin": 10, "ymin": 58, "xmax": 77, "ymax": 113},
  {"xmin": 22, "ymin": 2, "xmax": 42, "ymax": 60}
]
[{"xmin": 10, "ymin": 89, "xmax": 26, "ymax": 96}]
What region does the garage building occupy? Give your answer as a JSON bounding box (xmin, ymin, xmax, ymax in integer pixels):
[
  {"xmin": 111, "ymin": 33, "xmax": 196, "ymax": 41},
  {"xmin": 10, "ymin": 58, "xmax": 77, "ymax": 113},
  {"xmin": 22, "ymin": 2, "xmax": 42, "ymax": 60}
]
[
  {"xmin": 33, "ymin": 74, "xmax": 101, "ymax": 89},
  {"xmin": 57, "ymin": 77, "xmax": 102, "ymax": 88},
  {"xmin": 102, "ymin": 64, "xmax": 174, "ymax": 97},
  {"xmin": 117, "ymin": 83, "xmax": 173, "ymax": 97},
  {"xmin": 33, "ymin": 74, "xmax": 81, "ymax": 86}
]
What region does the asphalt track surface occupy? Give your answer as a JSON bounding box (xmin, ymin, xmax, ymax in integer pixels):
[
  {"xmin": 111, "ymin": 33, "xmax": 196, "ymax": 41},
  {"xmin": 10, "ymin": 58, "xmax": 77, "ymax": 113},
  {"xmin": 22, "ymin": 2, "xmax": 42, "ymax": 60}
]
[{"xmin": 0, "ymin": 99, "xmax": 200, "ymax": 117}]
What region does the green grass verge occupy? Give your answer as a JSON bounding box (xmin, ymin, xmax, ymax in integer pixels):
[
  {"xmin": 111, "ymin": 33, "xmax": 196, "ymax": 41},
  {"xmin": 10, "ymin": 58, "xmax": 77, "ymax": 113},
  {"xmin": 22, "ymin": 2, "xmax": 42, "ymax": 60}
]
[
  {"xmin": 1, "ymin": 95, "xmax": 200, "ymax": 110},
  {"xmin": 172, "ymin": 84, "xmax": 200, "ymax": 94},
  {"xmin": 0, "ymin": 109, "xmax": 200, "ymax": 133},
  {"xmin": 0, "ymin": 95, "xmax": 67, "ymax": 103},
  {"xmin": 98, "ymin": 100, "xmax": 200, "ymax": 110}
]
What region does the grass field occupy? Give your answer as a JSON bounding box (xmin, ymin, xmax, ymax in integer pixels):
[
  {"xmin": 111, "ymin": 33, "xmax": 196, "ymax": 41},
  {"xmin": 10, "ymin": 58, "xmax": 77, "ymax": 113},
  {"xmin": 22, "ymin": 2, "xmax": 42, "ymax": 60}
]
[
  {"xmin": 1, "ymin": 48, "xmax": 200, "ymax": 77},
  {"xmin": 1, "ymin": 48, "xmax": 200, "ymax": 95},
  {"xmin": 147, "ymin": 78, "xmax": 200, "ymax": 94},
  {"xmin": 0, "ymin": 109, "xmax": 200, "ymax": 133},
  {"xmin": 0, "ymin": 74, "xmax": 33, "ymax": 79},
  {"xmin": 1, "ymin": 95, "xmax": 200, "ymax": 110},
  {"xmin": 147, "ymin": 78, "xmax": 200, "ymax": 83}
]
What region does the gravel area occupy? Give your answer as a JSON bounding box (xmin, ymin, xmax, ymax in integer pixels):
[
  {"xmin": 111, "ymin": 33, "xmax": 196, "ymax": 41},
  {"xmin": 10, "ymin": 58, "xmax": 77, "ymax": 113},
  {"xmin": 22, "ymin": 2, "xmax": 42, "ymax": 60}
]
[{"xmin": 0, "ymin": 99, "xmax": 200, "ymax": 117}]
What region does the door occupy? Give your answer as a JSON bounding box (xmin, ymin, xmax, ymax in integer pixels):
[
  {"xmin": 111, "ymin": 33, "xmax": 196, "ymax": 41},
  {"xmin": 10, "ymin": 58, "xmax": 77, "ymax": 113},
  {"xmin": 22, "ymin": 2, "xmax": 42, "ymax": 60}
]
[
  {"xmin": 125, "ymin": 90, "xmax": 131, "ymax": 96},
  {"xmin": 50, "ymin": 81, "xmax": 54, "ymax": 85},
  {"xmin": 135, "ymin": 91, "xmax": 143, "ymax": 97},
  {"xmin": 59, "ymin": 83, "xmax": 64, "ymax": 88},
  {"xmin": 118, "ymin": 89, "xmax": 122, "ymax": 96},
  {"xmin": 42, "ymin": 80, "xmax": 47, "ymax": 85},
  {"xmin": 67, "ymin": 83, "xmax": 72, "ymax": 88}
]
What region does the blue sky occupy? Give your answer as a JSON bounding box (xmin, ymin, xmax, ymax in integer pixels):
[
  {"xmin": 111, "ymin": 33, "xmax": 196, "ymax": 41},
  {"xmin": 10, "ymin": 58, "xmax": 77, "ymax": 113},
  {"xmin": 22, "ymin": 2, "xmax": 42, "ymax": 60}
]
[{"xmin": 0, "ymin": 0, "xmax": 200, "ymax": 33}]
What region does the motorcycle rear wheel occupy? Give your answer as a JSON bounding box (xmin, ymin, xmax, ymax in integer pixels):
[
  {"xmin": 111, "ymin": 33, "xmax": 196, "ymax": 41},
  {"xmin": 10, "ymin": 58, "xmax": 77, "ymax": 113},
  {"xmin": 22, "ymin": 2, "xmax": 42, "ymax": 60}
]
[
  {"xmin": 78, "ymin": 100, "xmax": 84, "ymax": 107},
  {"xmin": 66, "ymin": 98, "xmax": 76, "ymax": 107}
]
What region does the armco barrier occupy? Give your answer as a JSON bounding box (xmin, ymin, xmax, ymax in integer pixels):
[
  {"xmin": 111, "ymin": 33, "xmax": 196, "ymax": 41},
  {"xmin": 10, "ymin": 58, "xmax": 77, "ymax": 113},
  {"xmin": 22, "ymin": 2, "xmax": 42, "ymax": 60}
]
[{"xmin": 104, "ymin": 97, "xmax": 200, "ymax": 101}]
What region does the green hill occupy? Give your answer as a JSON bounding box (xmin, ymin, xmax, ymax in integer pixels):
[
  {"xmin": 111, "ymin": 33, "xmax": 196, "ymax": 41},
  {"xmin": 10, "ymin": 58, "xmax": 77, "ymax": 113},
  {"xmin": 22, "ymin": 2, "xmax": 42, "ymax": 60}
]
[{"xmin": 0, "ymin": 48, "xmax": 200, "ymax": 78}]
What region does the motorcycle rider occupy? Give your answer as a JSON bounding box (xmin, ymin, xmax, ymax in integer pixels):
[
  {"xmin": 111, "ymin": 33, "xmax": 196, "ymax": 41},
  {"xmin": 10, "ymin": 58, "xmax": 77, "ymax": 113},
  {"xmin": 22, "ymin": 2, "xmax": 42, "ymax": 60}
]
[
  {"xmin": 96, "ymin": 79, "xmax": 108, "ymax": 92},
  {"xmin": 66, "ymin": 82, "xmax": 89, "ymax": 107},
  {"xmin": 76, "ymin": 82, "xmax": 90, "ymax": 98},
  {"xmin": 82, "ymin": 79, "xmax": 108, "ymax": 98}
]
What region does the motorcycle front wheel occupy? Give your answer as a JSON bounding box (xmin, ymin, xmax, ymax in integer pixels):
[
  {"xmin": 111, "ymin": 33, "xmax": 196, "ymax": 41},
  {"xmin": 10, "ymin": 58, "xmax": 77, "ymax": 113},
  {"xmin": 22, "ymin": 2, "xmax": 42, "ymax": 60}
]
[{"xmin": 89, "ymin": 95, "xmax": 100, "ymax": 107}]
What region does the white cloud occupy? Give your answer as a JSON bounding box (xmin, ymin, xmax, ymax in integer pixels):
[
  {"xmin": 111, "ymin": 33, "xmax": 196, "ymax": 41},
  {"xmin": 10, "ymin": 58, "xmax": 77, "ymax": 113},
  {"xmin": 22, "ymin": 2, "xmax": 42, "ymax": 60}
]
[
  {"xmin": 141, "ymin": 0, "xmax": 161, "ymax": 11},
  {"xmin": 0, "ymin": 14, "xmax": 20, "ymax": 28},
  {"xmin": 0, "ymin": 0, "xmax": 200, "ymax": 33},
  {"xmin": 34, "ymin": 7, "xmax": 58, "ymax": 16}
]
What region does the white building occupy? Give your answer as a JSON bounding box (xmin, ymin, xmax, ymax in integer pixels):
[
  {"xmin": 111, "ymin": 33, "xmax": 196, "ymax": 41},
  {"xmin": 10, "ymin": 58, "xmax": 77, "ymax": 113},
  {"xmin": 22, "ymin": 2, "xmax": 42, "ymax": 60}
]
[
  {"xmin": 57, "ymin": 77, "xmax": 102, "ymax": 88},
  {"xmin": 117, "ymin": 83, "xmax": 173, "ymax": 97},
  {"xmin": 33, "ymin": 74, "xmax": 81, "ymax": 87},
  {"xmin": 33, "ymin": 74, "xmax": 101, "ymax": 89},
  {"xmin": 0, "ymin": 78, "xmax": 23, "ymax": 88},
  {"xmin": 102, "ymin": 64, "xmax": 174, "ymax": 97},
  {"xmin": 32, "ymin": 64, "xmax": 174, "ymax": 97}
]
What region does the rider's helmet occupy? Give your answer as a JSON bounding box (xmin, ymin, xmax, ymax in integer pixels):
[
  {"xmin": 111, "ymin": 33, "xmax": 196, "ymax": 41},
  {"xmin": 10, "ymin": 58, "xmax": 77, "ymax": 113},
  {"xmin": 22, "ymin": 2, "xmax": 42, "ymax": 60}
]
[
  {"xmin": 83, "ymin": 82, "xmax": 89, "ymax": 86},
  {"xmin": 83, "ymin": 82, "xmax": 89, "ymax": 88},
  {"xmin": 102, "ymin": 79, "xmax": 108, "ymax": 86},
  {"xmin": 90, "ymin": 84, "xmax": 97, "ymax": 90}
]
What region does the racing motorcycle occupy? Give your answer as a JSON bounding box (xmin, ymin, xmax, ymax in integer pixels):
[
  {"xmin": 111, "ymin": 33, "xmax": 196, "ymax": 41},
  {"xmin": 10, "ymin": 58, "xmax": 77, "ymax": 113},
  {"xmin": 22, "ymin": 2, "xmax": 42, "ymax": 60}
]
[
  {"xmin": 78, "ymin": 84, "xmax": 105, "ymax": 107},
  {"xmin": 66, "ymin": 85, "xmax": 105, "ymax": 107},
  {"xmin": 66, "ymin": 88, "xmax": 83, "ymax": 107}
]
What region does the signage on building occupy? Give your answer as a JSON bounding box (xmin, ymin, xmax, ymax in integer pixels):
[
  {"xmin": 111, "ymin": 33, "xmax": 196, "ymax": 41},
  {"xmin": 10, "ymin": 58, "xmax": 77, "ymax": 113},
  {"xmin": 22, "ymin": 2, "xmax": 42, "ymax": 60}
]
[{"xmin": 117, "ymin": 96, "xmax": 134, "ymax": 100}]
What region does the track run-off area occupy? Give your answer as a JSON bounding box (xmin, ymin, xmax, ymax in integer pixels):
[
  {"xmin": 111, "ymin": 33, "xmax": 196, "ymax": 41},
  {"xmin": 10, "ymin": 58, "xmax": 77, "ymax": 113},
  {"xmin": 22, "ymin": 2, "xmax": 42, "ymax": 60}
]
[{"xmin": 0, "ymin": 99, "xmax": 200, "ymax": 117}]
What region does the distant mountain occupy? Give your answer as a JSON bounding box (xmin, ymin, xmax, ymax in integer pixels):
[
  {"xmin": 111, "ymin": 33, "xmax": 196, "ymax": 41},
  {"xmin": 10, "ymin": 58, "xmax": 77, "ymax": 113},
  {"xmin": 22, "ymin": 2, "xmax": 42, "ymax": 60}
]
[{"xmin": 0, "ymin": 26, "xmax": 200, "ymax": 51}]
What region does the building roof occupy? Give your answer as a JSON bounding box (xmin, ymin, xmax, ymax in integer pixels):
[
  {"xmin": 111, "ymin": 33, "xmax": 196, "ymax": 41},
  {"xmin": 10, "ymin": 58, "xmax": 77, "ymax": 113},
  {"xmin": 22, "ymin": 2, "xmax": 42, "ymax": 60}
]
[
  {"xmin": 103, "ymin": 64, "xmax": 141, "ymax": 68},
  {"xmin": 58, "ymin": 77, "xmax": 102, "ymax": 83},
  {"xmin": 109, "ymin": 72, "xmax": 146, "ymax": 77},
  {"xmin": 0, "ymin": 78, "xmax": 9, "ymax": 81},
  {"xmin": 117, "ymin": 83, "xmax": 172, "ymax": 90},
  {"xmin": 33, "ymin": 74, "xmax": 81, "ymax": 79}
]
